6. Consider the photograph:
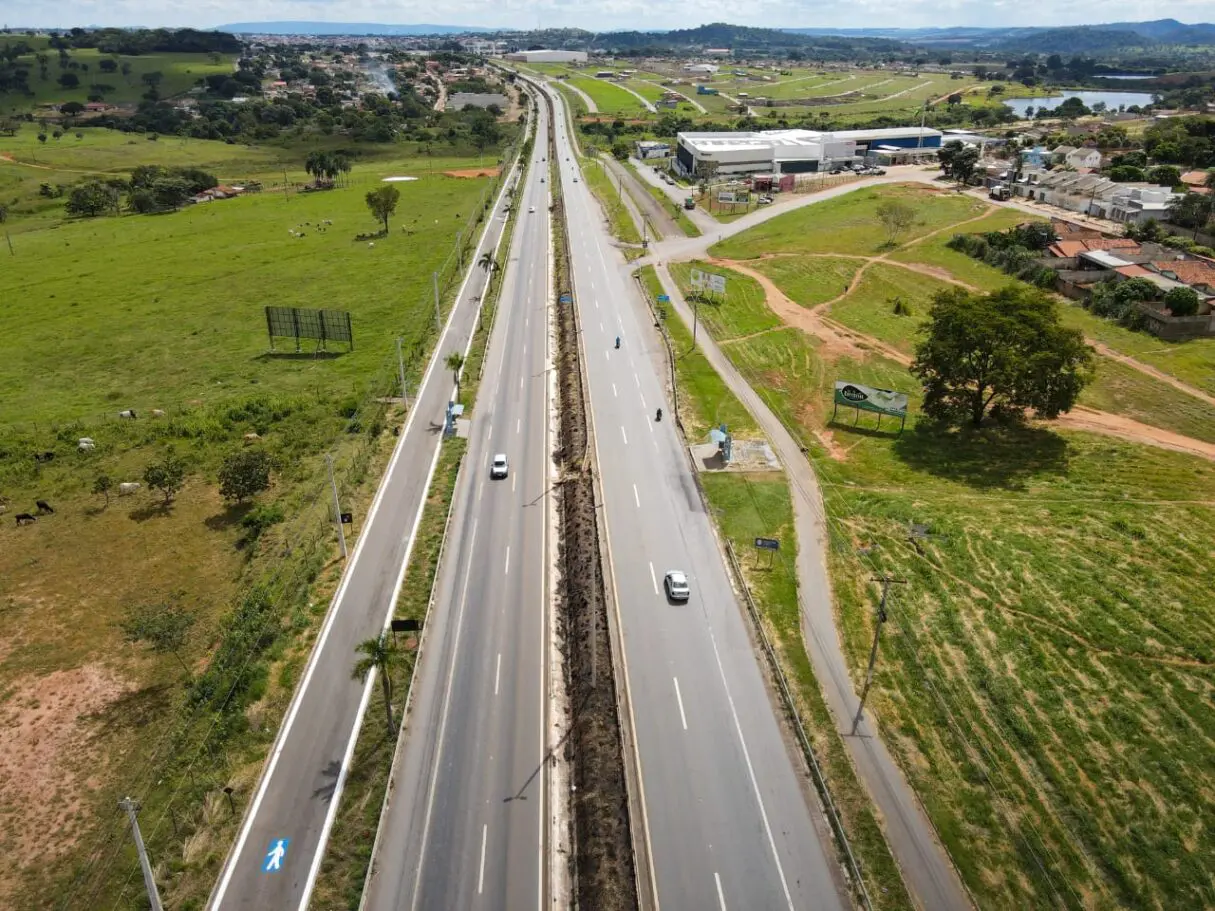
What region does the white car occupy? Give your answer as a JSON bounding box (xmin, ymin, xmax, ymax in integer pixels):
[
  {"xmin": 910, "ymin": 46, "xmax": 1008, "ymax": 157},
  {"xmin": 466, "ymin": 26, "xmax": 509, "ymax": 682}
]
[
  {"xmin": 663, "ymin": 570, "xmax": 690, "ymax": 602},
  {"xmin": 490, "ymin": 454, "xmax": 509, "ymax": 479},
  {"xmin": 529, "ymin": 206, "xmax": 535, "ymax": 213}
]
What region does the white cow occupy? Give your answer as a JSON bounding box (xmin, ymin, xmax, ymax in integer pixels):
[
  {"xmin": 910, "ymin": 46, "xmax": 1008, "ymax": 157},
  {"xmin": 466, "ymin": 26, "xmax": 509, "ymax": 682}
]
[
  {"xmin": 78, "ymin": 438, "xmax": 96, "ymax": 452},
  {"xmin": 118, "ymin": 409, "xmax": 137, "ymax": 419},
  {"xmin": 118, "ymin": 482, "xmax": 142, "ymax": 496},
  {"xmin": 150, "ymin": 409, "xmax": 166, "ymax": 417}
]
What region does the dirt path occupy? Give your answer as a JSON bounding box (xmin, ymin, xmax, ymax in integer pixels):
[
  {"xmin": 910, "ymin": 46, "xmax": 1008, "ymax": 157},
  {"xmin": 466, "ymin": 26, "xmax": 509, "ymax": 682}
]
[
  {"xmin": 0, "ymin": 153, "xmax": 105, "ymax": 175},
  {"xmin": 1087, "ymin": 341, "xmax": 1215, "ymax": 408},
  {"xmin": 726, "ymin": 256, "xmax": 1215, "ymax": 462}
]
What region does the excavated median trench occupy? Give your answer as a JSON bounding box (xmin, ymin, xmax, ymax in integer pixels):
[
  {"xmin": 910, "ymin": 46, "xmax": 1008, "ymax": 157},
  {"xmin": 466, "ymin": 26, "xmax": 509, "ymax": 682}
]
[{"xmin": 546, "ymin": 95, "xmax": 640, "ymax": 910}]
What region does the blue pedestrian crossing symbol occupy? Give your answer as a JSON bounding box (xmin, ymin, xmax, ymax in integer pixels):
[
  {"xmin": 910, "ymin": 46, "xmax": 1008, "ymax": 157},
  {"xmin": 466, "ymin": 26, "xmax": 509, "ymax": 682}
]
[{"xmin": 262, "ymin": 838, "xmax": 289, "ymax": 873}]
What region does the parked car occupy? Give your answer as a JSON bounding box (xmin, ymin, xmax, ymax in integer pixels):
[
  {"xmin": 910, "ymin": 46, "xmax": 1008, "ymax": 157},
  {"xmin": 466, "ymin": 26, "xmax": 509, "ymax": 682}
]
[
  {"xmin": 829, "ymin": 166, "xmax": 847, "ymax": 175},
  {"xmin": 869, "ymin": 167, "xmax": 887, "ymax": 176},
  {"xmin": 490, "ymin": 454, "xmax": 509, "ymax": 479},
  {"xmin": 663, "ymin": 570, "xmax": 690, "ymax": 602},
  {"xmin": 529, "ymin": 206, "xmax": 535, "ymax": 213},
  {"xmin": 757, "ymin": 195, "xmax": 773, "ymax": 205}
]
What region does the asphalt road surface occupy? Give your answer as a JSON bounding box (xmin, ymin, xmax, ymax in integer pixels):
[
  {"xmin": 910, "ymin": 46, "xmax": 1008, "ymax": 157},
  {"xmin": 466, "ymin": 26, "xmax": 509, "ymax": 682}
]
[
  {"xmin": 545, "ymin": 84, "xmax": 849, "ymax": 911},
  {"xmin": 207, "ymin": 138, "xmax": 520, "ymax": 910},
  {"xmin": 361, "ymin": 101, "xmax": 554, "ymax": 911}
]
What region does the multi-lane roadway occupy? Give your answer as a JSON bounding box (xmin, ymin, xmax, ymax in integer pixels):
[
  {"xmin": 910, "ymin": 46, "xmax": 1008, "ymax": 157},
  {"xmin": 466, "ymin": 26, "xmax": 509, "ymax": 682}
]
[
  {"xmin": 542, "ymin": 83, "xmax": 849, "ymax": 910},
  {"xmin": 362, "ymin": 97, "xmax": 555, "ymax": 911},
  {"xmin": 207, "ymin": 115, "xmax": 521, "ymax": 911}
]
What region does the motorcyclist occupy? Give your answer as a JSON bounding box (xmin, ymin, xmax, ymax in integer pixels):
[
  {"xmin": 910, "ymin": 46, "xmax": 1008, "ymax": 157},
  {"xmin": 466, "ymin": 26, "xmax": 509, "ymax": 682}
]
[
  {"xmin": 656, "ymin": 408, "xmax": 663, "ymax": 421},
  {"xmin": 615, "ymin": 336, "xmax": 621, "ymax": 349}
]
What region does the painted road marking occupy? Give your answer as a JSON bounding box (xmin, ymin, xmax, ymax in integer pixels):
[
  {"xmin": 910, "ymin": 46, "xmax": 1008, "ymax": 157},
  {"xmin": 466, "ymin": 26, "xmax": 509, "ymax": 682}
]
[
  {"xmin": 517, "ymin": 418, "xmax": 521, "ymax": 435},
  {"xmin": 673, "ymin": 677, "xmax": 688, "ymax": 730},
  {"xmin": 621, "ymin": 426, "xmax": 628, "ymax": 446},
  {"xmin": 612, "ymin": 383, "xmax": 618, "ymax": 398},
  {"xmin": 505, "ymin": 545, "xmax": 511, "ymax": 576},
  {"xmin": 262, "ymin": 838, "xmax": 289, "ymax": 873},
  {"xmin": 478, "ymin": 824, "xmax": 488, "ymax": 894},
  {"xmin": 715, "ymin": 872, "xmax": 727, "ymax": 910},
  {"xmin": 649, "ymin": 562, "xmax": 658, "ymax": 595},
  {"xmin": 495, "ymin": 653, "xmax": 502, "ymax": 696},
  {"xmin": 512, "ymin": 473, "xmax": 517, "ymax": 493},
  {"xmin": 633, "ymin": 484, "xmax": 640, "ymax": 508}
]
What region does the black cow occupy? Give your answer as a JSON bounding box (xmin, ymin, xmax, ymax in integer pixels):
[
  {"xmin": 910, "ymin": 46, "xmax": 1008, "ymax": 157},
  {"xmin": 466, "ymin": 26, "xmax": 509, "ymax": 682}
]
[
  {"xmin": 33, "ymin": 451, "xmax": 55, "ymax": 463},
  {"xmin": 15, "ymin": 513, "xmax": 36, "ymax": 525},
  {"xmin": 35, "ymin": 500, "xmax": 54, "ymax": 515}
]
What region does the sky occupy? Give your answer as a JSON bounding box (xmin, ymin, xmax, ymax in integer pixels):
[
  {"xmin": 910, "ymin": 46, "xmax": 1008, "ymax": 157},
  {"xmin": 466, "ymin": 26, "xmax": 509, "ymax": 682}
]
[{"xmin": 4, "ymin": 0, "xmax": 1215, "ymax": 32}]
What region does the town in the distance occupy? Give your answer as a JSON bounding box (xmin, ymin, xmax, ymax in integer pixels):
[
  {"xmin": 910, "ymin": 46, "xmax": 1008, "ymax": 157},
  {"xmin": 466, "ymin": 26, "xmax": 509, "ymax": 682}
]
[{"xmin": 1, "ymin": 13, "xmax": 1211, "ymax": 911}]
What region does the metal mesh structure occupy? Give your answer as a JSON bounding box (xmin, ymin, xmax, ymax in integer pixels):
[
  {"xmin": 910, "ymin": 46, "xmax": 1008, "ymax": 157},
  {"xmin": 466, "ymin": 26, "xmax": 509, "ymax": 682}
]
[{"xmin": 265, "ymin": 306, "xmax": 354, "ymax": 351}]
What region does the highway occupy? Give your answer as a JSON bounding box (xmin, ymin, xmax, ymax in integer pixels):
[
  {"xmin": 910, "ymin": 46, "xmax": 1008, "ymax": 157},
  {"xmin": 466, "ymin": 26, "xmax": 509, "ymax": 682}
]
[
  {"xmin": 206, "ymin": 130, "xmax": 521, "ymax": 908},
  {"xmin": 544, "ymin": 82, "xmax": 850, "ymax": 910},
  {"xmin": 361, "ymin": 98, "xmax": 554, "ymax": 911}
]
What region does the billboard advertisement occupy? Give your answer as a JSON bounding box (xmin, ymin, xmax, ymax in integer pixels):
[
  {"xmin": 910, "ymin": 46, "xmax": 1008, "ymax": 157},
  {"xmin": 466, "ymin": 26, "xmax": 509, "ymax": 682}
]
[{"xmin": 833, "ymin": 381, "xmax": 908, "ymax": 417}]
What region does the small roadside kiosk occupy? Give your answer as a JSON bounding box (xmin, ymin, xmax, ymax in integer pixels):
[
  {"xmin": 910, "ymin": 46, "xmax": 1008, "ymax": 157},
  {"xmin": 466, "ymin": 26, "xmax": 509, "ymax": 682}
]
[{"xmin": 831, "ymin": 381, "xmax": 909, "ymax": 433}]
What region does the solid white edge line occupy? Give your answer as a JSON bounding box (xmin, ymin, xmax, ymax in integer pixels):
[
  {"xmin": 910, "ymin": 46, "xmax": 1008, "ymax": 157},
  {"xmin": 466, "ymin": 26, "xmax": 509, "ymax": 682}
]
[
  {"xmin": 707, "ymin": 626, "xmax": 795, "ymax": 910},
  {"xmin": 673, "ymin": 676, "xmax": 688, "ymax": 731},
  {"xmin": 214, "ymin": 151, "xmax": 516, "ymax": 911}
]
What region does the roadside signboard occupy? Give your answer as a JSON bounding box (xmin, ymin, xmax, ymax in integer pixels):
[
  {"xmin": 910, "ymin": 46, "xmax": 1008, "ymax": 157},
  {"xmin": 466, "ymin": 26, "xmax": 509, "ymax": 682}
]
[
  {"xmin": 706, "ymin": 273, "xmax": 727, "ymax": 295},
  {"xmin": 832, "ymin": 381, "xmax": 909, "ymax": 432},
  {"xmin": 754, "ymin": 537, "xmax": 780, "ymax": 551}
]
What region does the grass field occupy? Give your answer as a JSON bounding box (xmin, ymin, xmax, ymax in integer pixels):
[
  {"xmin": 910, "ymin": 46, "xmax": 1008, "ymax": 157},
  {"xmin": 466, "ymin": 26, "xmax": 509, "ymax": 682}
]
[
  {"xmin": 0, "ymin": 159, "xmax": 497, "ymax": 422},
  {"xmin": 710, "ymin": 184, "xmax": 990, "ymax": 259},
  {"xmin": 0, "ymin": 45, "xmax": 235, "ymax": 113},
  {"xmin": 0, "ymin": 132, "xmax": 515, "ymax": 908},
  {"xmin": 667, "ymin": 187, "xmax": 1215, "ymax": 909},
  {"xmin": 581, "ymin": 155, "xmax": 643, "ymax": 248},
  {"xmin": 567, "ymin": 76, "xmax": 648, "ymax": 115}
]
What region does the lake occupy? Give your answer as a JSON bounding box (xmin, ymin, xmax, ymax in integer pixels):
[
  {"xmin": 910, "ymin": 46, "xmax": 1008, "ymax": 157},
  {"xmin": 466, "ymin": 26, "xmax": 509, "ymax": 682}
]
[{"xmin": 1002, "ymin": 90, "xmax": 1157, "ymax": 118}]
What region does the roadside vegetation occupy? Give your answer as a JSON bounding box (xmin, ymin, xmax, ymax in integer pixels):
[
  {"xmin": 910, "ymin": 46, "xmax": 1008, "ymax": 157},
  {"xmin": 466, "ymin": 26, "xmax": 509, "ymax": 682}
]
[
  {"xmin": 635, "ymin": 264, "xmax": 914, "ymax": 910},
  {"xmin": 580, "ymin": 154, "xmax": 644, "ymax": 250},
  {"xmin": 666, "ymin": 184, "xmax": 1215, "ymax": 910},
  {"xmin": 0, "ymin": 83, "xmax": 518, "ymax": 907}
]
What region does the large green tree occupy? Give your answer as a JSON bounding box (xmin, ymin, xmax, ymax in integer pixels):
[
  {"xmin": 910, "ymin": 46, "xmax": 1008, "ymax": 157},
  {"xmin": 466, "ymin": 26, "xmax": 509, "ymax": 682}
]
[
  {"xmin": 912, "ymin": 286, "xmax": 1095, "ymax": 427},
  {"xmin": 218, "ymin": 449, "xmax": 272, "ymax": 502},
  {"xmin": 937, "ymin": 140, "xmax": 979, "ymax": 188},
  {"xmin": 120, "ymin": 596, "xmax": 197, "ymax": 672},
  {"xmin": 365, "ymin": 184, "xmax": 400, "ymax": 232}
]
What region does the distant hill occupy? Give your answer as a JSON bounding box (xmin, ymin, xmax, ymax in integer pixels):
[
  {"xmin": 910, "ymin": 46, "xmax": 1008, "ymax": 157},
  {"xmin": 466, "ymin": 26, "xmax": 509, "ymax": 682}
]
[
  {"xmin": 783, "ymin": 19, "xmax": 1215, "ymax": 50},
  {"xmin": 213, "ymin": 21, "xmax": 494, "ymax": 36}
]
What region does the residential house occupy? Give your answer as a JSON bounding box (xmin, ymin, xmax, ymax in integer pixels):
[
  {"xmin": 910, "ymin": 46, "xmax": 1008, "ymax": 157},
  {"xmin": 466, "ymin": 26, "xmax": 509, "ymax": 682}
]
[
  {"xmin": 1109, "ymin": 186, "xmax": 1180, "ymax": 225},
  {"xmin": 1051, "ymin": 144, "xmax": 1078, "ymax": 163},
  {"xmin": 1063, "ymin": 147, "xmax": 1102, "ymax": 169},
  {"xmin": 1180, "ymin": 170, "xmax": 1212, "ymax": 194},
  {"xmin": 1019, "ymin": 145, "xmax": 1050, "ymax": 169}
]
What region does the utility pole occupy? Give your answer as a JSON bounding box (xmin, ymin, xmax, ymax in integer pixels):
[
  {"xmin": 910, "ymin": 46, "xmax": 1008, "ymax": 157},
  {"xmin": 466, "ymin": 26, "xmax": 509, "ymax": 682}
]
[
  {"xmin": 326, "ymin": 453, "xmax": 348, "ymax": 559},
  {"xmin": 118, "ymin": 797, "xmax": 163, "ymax": 911},
  {"xmin": 432, "ymin": 270, "xmax": 442, "ymax": 335},
  {"xmin": 396, "ymin": 336, "xmax": 408, "ymax": 409},
  {"xmin": 849, "ymin": 575, "xmax": 907, "ymax": 735}
]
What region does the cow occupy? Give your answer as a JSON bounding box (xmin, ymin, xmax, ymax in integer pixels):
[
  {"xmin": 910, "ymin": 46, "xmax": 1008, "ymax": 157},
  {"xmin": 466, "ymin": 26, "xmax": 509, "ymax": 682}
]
[
  {"xmin": 15, "ymin": 513, "xmax": 36, "ymax": 525},
  {"xmin": 150, "ymin": 409, "xmax": 166, "ymax": 418},
  {"xmin": 118, "ymin": 482, "xmax": 141, "ymax": 496},
  {"xmin": 78, "ymin": 438, "xmax": 96, "ymax": 452},
  {"xmin": 368, "ymin": 242, "xmax": 375, "ymax": 248},
  {"xmin": 33, "ymin": 451, "xmax": 55, "ymax": 463},
  {"xmin": 35, "ymin": 500, "xmax": 54, "ymax": 514},
  {"xmin": 118, "ymin": 409, "xmax": 137, "ymax": 419},
  {"xmin": 243, "ymin": 432, "xmax": 261, "ymax": 443}
]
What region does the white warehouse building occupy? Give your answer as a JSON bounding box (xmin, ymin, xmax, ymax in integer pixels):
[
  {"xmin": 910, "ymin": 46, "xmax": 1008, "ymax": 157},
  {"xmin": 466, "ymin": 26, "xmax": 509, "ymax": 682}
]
[
  {"xmin": 502, "ymin": 49, "xmax": 588, "ymax": 64},
  {"xmin": 674, "ymin": 127, "xmax": 943, "ymax": 177}
]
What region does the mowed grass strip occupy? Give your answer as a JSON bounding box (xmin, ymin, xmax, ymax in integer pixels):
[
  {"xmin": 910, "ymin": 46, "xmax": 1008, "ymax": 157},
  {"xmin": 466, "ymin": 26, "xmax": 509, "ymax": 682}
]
[
  {"xmin": 670, "ymin": 208, "xmax": 1215, "ymax": 908},
  {"xmin": 581, "ymin": 156, "xmax": 642, "ymax": 247},
  {"xmin": 710, "ymin": 184, "xmax": 989, "ymax": 259},
  {"xmin": 0, "ymin": 163, "xmax": 495, "ymax": 423},
  {"xmin": 669, "ymin": 260, "xmax": 780, "ymax": 340},
  {"xmin": 567, "ymin": 76, "xmax": 648, "ymax": 115}
]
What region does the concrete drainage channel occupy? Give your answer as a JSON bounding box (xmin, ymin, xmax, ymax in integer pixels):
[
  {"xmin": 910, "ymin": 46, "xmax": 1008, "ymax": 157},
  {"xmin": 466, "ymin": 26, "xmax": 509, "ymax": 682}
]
[{"xmin": 545, "ymin": 89, "xmax": 642, "ymax": 911}]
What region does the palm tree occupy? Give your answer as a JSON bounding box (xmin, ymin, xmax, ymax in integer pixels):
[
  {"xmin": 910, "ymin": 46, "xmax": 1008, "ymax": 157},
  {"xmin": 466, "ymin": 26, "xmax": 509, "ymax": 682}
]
[
  {"xmin": 352, "ymin": 635, "xmax": 403, "ymax": 735},
  {"xmin": 445, "ymin": 351, "xmax": 466, "ymax": 397}
]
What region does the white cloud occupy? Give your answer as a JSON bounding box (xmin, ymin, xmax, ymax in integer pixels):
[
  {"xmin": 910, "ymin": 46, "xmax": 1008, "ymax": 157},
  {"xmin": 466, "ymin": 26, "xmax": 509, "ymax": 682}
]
[{"xmin": 6, "ymin": 0, "xmax": 1215, "ymax": 32}]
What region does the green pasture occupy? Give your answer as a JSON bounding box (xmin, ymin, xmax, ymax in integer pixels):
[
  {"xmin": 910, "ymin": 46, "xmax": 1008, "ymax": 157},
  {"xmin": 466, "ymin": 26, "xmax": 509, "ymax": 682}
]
[
  {"xmin": 668, "ymin": 250, "xmax": 1215, "ymax": 909},
  {"xmin": 0, "ymin": 160, "xmax": 498, "ymax": 423},
  {"xmin": 567, "ymin": 76, "xmax": 649, "ymax": 115},
  {"xmin": 0, "ymin": 47, "xmax": 235, "ymax": 112}
]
